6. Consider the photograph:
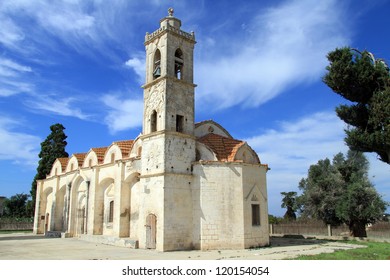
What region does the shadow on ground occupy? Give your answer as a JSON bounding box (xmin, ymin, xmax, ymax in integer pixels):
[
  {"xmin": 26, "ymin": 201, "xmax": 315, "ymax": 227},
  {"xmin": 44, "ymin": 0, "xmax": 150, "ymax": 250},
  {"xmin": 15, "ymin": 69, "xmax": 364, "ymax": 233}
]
[
  {"xmin": 0, "ymin": 235, "xmax": 47, "ymax": 241},
  {"xmin": 268, "ymin": 236, "xmax": 328, "ymax": 248}
]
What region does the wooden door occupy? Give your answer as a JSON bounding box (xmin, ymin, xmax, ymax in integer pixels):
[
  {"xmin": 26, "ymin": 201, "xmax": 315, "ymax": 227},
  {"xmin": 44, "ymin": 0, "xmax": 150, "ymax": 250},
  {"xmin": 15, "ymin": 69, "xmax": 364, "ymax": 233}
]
[{"xmin": 145, "ymin": 214, "xmax": 157, "ymax": 249}]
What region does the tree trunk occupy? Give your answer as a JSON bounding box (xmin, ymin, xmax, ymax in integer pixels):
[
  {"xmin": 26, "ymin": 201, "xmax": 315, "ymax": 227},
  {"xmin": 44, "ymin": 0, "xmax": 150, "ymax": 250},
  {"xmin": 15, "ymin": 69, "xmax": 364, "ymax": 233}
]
[{"xmin": 349, "ymin": 221, "xmax": 367, "ymax": 237}]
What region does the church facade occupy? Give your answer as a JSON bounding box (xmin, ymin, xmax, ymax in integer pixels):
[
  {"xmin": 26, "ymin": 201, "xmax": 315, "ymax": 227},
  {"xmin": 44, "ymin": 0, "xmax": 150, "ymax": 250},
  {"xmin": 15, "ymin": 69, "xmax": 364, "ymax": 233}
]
[{"xmin": 33, "ymin": 9, "xmax": 269, "ymax": 251}]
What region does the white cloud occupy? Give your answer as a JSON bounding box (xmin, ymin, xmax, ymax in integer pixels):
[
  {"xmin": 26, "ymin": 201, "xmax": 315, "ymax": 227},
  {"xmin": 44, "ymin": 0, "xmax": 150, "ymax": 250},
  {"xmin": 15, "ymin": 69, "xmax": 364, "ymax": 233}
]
[
  {"xmin": 246, "ymin": 112, "xmax": 347, "ymax": 215},
  {"xmin": 247, "ymin": 111, "xmax": 390, "ymax": 215},
  {"xmin": 125, "ymin": 54, "xmax": 145, "ymax": 84},
  {"xmin": 0, "ymin": 116, "xmax": 40, "ymax": 167},
  {"xmin": 24, "ymin": 94, "xmax": 90, "ymax": 120},
  {"xmin": 195, "ymin": 0, "xmax": 350, "ymax": 110},
  {"xmin": 0, "ymin": 58, "xmax": 34, "ymax": 97},
  {"xmin": 0, "ymin": 58, "xmax": 32, "ymax": 77},
  {"xmin": 0, "ymin": 16, "xmax": 25, "ymax": 50},
  {"xmin": 101, "ymin": 93, "xmax": 143, "ymax": 134}
]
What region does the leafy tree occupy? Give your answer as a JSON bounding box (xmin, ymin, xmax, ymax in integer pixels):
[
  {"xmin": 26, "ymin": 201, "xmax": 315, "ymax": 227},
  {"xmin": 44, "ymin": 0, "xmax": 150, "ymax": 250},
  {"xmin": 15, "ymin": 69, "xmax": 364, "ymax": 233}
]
[
  {"xmin": 298, "ymin": 158, "xmax": 344, "ymax": 226},
  {"xmin": 268, "ymin": 214, "xmax": 283, "ymax": 224},
  {"xmin": 298, "ymin": 150, "xmax": 388, "ymax": 237},
  {"xmin": 281, "ymin": 191, "xmax": 298, "ymax": 221},
  {"xmin": 31, "ymin": 123, "xmax": 69, "ymax": 211},
  {"xmin": 3, "ymin": 193, "xmax": 30, "ymax": 218},
  {"xmin": 323, "ymin": 47, "xmax": 390, "ymax": 164}
]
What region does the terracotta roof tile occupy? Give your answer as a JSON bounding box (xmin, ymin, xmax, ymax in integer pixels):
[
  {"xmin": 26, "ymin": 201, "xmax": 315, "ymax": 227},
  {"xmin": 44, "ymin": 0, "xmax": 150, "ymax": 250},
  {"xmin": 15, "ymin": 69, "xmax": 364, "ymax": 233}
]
[
  {"xmin": 92, "ymin": 147, "xmax": 108, "ymax": 163},
  {"xmin": 197, "ymin": 133, "xmax": 245, "ymax": 162},
  {"xmin": 113, "ymin": 140, "xmax": 134, "ymax": 158},
  {"xmin": 57, "ymin": 157, "xmax": 69, "ymax": 170},
  {"xmin": 73, "ymin": 153, "xmax": 87, "ymax": 167}
]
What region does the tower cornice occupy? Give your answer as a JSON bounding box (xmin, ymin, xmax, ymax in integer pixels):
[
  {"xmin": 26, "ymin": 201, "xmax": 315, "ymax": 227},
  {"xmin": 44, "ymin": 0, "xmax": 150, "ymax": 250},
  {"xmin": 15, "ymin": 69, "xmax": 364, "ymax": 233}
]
[
  {"xmin": 142, "ymin": 75, "xmax": 197, "ymax": 89},
  {"xmin": 144, "ymin": 25, "xmax": 196, "ymax": 46}
]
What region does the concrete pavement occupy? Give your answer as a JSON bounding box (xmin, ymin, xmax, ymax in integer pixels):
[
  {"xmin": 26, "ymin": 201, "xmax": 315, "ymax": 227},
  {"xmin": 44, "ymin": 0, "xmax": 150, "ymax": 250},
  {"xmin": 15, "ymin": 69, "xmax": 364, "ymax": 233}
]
[{"xmin": 0, "ymin": 232, "xmax": 365, "ymax": 260}]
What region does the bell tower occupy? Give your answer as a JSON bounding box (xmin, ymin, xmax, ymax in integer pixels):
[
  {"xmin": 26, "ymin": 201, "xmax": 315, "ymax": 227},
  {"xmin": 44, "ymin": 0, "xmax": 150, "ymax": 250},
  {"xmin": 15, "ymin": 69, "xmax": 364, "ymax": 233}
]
[
  {"xmin": 140, "ymin": 8, "xmax": 197, "ymax": 251},
  {"xmin": 143, "ymin": 7, "xmax": 196, "ymax": 135}
]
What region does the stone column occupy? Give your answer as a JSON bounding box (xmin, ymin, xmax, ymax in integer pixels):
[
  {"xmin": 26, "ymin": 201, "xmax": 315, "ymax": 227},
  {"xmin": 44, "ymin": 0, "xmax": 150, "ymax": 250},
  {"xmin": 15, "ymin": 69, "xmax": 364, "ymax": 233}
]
[{"xmin": 64, "ymin": 183, "xmax": 71, "ymax": 233}]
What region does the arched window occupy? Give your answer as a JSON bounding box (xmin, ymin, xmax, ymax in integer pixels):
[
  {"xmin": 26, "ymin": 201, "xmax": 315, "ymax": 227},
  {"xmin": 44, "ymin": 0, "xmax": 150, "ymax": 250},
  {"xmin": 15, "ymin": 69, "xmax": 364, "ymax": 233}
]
[
  {"xmin": 153, "ymin": 49, "xmax": 161, "ymax": 79},
  {"xmin": 150, "ymin": 110, "xmax": 157, "ymax": 132},
  {"xmin": 174, "ymin": 48, "xmax": 183, "ymax": 79},
  {"xmin": 108, "ymin": 201, "xmax": 114, "ymax": 223},
  {"xmin": 111, "ymin": 153, "xmax": 115, "ymax": 163}
]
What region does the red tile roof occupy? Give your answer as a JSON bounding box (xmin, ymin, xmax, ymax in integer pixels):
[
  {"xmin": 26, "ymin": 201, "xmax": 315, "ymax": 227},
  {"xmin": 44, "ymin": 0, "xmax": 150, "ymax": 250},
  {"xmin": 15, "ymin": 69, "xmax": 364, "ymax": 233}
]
[
  {"xmin": 197, "ymin": 133, "xmax": 245, "ymax": 162},
  {"xmin": 57, "ymin": 157, "xmax": 69, "ymax": 171},
  {"xmin": 92, "ymin": 147, "xmax": 108, "ymax": 163},
  {"xmin": 73, "ymin": 153, "xmax": 87, "ymax": 167},
  {"xmin": 113, "ymin": 140, "xmax": 134, "ymax": 158}
]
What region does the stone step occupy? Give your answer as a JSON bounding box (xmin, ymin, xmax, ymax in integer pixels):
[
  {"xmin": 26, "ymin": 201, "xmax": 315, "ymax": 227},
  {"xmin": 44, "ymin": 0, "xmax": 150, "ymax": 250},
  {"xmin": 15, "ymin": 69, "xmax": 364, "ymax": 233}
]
[
  {"xmin": 45, "ymin": 231, "xmax": 62, "ymax": 238},
  {"xmin": 79, "ymin": 234, "xmax": 139, "ymax": 249}
]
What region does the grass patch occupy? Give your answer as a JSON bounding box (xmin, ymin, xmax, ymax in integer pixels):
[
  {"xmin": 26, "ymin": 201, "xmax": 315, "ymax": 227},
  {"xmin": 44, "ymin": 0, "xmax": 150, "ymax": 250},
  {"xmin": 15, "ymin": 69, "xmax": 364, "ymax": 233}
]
[{"xmin": 292, "ymin": 240, "xmax": 390, "ymax": 260}]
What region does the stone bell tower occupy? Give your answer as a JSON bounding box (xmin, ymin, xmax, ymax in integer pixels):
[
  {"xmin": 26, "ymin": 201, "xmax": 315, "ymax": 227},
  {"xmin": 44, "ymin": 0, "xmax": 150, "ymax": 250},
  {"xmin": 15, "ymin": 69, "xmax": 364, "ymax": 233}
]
[{"xmin": 140, "ymin": 8, "xmax": 197, "ymax": 251}]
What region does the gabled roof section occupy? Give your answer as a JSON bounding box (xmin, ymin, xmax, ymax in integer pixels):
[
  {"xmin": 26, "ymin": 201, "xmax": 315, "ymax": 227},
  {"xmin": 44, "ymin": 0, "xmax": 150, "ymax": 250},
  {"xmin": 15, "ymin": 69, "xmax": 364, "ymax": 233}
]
[
  {"xmin": 195, "ymin": 120, "xmax": 233, "ymax": 139},
  {"xmin": 197, "ymin": 133, "xmax": 245, "ymax": 162},
  {"xmin": 57, "ymin": 157, "xmax": 69, "ymax": 170},
  {"xmin": 73, "ymin": 153, "xmax": 87, "ymax": 167},
  {"xmin": 91, "ymin": 147, "xmax": 108, "ymax": 163},
  {"xmin": 113, "ymin": 140, "xmax": 134, "ymax": 158}
]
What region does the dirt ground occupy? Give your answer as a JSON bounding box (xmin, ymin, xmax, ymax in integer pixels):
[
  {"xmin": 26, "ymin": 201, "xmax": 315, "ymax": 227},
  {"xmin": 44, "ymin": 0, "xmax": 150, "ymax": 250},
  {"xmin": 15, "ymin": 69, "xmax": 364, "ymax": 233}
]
[{"xmin": 0, "ymin": 232, "xmax": 366, "ymax": 260}]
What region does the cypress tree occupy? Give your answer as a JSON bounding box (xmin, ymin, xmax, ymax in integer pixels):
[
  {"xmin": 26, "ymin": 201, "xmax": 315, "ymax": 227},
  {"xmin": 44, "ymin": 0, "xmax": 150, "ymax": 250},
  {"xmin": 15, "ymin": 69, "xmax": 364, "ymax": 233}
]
[{"xmin": 31, "ymin": 123, "xmax": 69, "ymax": 213}]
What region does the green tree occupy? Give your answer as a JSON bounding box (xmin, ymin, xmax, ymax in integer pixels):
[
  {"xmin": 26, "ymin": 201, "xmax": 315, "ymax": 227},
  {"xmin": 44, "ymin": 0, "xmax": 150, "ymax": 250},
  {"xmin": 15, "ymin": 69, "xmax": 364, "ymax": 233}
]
[
  {"xmin": 3, "ymin": 193, "xmax": 30, "ymax": 218},
  {"xmin": 298, "ymin": 158, "xmax": 344, "ymax": 226},
  {"xmin": 31, "ymin": 123, "xmax": 69, "ymax": 211},
  {"xmin": 281, "ymin": 191, "xmax": 298, "ymax": 221},
  {"xmin": 323, "ymin": 47, "xmax": 390, "ymax": 164},
  {"xmin": 299, "ymin": 150, "xmax": 387, "ymax": 237},
  {"xmin": 268, "ymin": 214, "xmax": 283, "ymax": 224}
]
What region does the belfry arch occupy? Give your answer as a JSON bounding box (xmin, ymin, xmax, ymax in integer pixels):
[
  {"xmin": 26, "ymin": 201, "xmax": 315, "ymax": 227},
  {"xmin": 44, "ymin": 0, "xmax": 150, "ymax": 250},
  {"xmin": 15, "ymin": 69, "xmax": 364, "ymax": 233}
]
[
  {"xmin": 153, "ymin": 49, "xmax": 161, "ymax": 79},
  {"xmin": 174, "ymin": 48, "xmax": 183, "ymax": 79}
]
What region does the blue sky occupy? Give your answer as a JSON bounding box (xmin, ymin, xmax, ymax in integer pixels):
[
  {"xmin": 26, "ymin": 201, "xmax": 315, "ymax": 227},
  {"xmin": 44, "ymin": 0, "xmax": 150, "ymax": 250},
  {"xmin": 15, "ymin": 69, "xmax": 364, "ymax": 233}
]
[{"xmin": 0, "ymin": 0, "xmax": 389, "ymax": 216}]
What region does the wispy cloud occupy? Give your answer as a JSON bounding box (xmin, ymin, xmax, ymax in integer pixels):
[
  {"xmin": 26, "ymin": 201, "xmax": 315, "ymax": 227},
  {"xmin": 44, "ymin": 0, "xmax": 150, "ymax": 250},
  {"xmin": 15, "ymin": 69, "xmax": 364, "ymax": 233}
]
[
  {"xmin": 24, "ymin": 94, "xmax": 91, "ymax": 120},
  {"xmin": 0, "ymin": 15, "xmax": 25, "ymax": 50},
  {"xmin": 0, "ymin": 115, "xmax": 40, "ymax": 167},
  {"xmin": 101, "ymin": 93, "xmax": 143, "ymax": 134},
  {"xmin": 195, "ymin": 0, "xmax": 350, "ymax": 110},
  {"xmin": 0, "ymin": 58, "xmax": 34, "ymax": 97},
  {"xmin": 247, "ymin": 111, "xmax": 390, "ymax": 214},
  {"xmin": 0, "ymin": 58, "xmax": 32, "ymax": 76},
  {"xmin": 0, "ymin": 0, "xmax": 147, "ymax": 60},
  {"xmin": 246, "ymin": 111, "xmax": 347, "ymax": 214}
]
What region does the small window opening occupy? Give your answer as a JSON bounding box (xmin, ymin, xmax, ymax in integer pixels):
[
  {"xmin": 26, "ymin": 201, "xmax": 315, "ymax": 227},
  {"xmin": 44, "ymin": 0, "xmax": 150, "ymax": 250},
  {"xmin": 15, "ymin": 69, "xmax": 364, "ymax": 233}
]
[
  {"xmin": 176, "ymin": 114, "xmax": 184, "ymax": 133},
  {"xmin": 89, "ymin": 159, "xmax": 93, "ymax": 167},
  {"xmin": 111, "ymin": 153, "xmax": 115, "ymax": 163},
  {"xmin": 195, "ymin": 149, "xmax": 201, "ymax": 161},
  {"xmin": 153, "ymin": 49, "xmax": 161, "ymax": 79},
  {"xmin": 151, "ymin": 110, "xmax": 157, "ymax": 132},
  {"xmin": 137, "ymin": 147, "xmax": 142, "ymax": 157},
  {"xmin": 109, "ymin": 201, "xmax": 114, "ymax": 223},
  {"xmin": 252, "ymin": 204, "xmax": 260, "ymax": 226},
  {"xmin": 174, "ymin": 49, "xmax": 183, "ymax": 79}
]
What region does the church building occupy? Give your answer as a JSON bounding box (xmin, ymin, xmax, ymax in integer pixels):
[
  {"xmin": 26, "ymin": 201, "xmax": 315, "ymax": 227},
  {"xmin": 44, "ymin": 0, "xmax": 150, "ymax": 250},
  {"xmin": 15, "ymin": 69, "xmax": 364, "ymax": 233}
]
[{"xmin": 33, "ymin": 9, "xmax": 270, "ymax": 251}]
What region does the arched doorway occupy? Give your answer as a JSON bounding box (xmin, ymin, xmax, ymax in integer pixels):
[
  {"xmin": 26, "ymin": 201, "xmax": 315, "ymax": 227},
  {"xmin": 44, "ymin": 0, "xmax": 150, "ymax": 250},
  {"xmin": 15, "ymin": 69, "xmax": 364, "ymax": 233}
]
[
  {"xmin": 45, "ymin": 213, "xmax": 50, "ymax": 233},
  {"xmin": 145, "ymin": 214, "xmax": 157, "ymax": 249}
]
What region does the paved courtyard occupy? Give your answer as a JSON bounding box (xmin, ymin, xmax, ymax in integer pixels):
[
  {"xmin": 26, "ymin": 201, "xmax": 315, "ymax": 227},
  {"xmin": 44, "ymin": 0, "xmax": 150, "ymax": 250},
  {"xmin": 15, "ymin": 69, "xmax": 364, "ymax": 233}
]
[{"xmin": 0, "ymin": 233, "xmax": 365, "ymax": 260}]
